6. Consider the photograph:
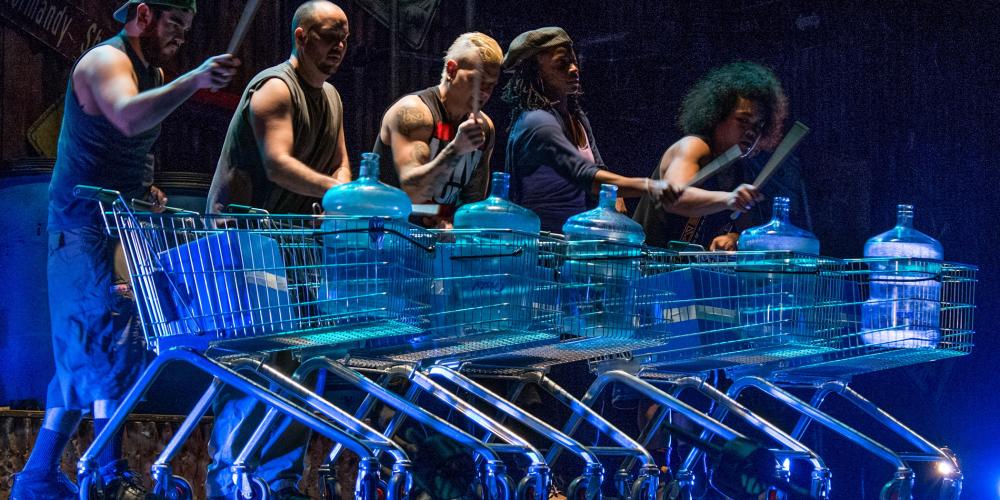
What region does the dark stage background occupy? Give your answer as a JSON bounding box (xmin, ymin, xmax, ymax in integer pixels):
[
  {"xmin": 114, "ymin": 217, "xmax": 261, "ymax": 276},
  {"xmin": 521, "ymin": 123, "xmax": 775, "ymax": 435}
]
[{"xmin": 1, "ymin": 0, "xmax": 998, "ymax": 498}]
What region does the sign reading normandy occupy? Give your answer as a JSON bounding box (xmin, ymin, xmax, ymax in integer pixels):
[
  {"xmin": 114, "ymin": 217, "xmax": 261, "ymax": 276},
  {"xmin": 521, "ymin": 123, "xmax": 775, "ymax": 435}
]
[{"xmin": 1, "ymin": 0, "xmax": 110, "ymax": 60}]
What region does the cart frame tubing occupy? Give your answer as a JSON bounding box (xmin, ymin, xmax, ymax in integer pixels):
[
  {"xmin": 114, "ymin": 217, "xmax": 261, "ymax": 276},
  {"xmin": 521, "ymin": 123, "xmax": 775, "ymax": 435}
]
[
  {"xmin": 790, "ymin": 380, "xmax": 962, "ymax": 491},
  {"xmin": 647, "ymin": 376, "xmax": 831, "ymax": 498},
  {"xmin": 728, "ymin": 375, "xmax": 909, "ymax": 472},
  {"xmin": 295, "ymin": 355, "xmax": 504, "ymax": 462},
  {"xmin": 381, "ymin": 365, "xmax": 548, "ymax": 464},
  {"xmin": 77, "ymin": 348, "xmax": 378, "ymax": 488},
  {"xmin": 224, "ymin": 357, "xmax": 410, "ymax": 465}
]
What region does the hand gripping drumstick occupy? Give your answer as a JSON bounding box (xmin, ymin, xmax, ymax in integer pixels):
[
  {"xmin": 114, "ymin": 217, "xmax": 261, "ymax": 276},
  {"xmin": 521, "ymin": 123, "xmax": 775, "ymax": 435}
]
[
  {"xmin": 227, "ymin": 0, "xmax": 264, "ymax": 56},
  {"xmin": 728, "ymin": 121, "xmax": 810, "ymax": 222}
]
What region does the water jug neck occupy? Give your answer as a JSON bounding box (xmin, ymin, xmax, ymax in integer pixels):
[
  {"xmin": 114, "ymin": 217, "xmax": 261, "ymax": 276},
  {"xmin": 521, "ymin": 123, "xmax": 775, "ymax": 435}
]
[
  {"xmin": 772, "ymin": 197, "xmax": 791, "ymax": 223},
  {"xmin": 490, "ymin": 172, "xmax": 510, "ymax": 199},
  {"xmin": 359, "ymin": 152, "xmax": 379, "ymax": 180},
  {"xmin": 598, "ymin": 184, "xmax": 617, "ymax": 209},
  {"xmin": 895, "ymin": 204, "xmax": 914, "ymax": 228}
]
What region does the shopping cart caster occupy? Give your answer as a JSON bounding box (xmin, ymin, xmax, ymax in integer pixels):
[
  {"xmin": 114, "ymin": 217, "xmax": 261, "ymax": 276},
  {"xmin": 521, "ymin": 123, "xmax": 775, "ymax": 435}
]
[
  {"xmin": 233, "ymin": 474, "xmax": 270, "ymax": 500},
  {"xmin": 78, "ymin": 470, "xmax": 104, "ymax": 500},
  {"xmin": 810, "ymin": 468, "xmax": 832, "ymax": 499},
  {"xmin": 151, "ymin": 475, "xmax": 194, "ymax": 499},
  {"xmin": 629, "ymin": 467, "xmax": 660, "ymax": 500},
  {"xmin": 516, "ymin": 464, "xmax": 550, "ymax": 500},
  {"xmin": 565, "ymin": 475, "xmax": 603, "ymax": 499},
  {"xmin": 879, "ymin": 476, "xmax": 914, "ymax": 500},
  {"xmin": 386, "ymin": 464, "xmax": 413, "ymax": 500},
  {"xmin": 355, "ymin": 457, "xmax": 386, "ymax": 500},
  {"xmin": 317, "ymin": 464, "xmax": 340, "ymax": 500},
  {"xmin": 613, "ymin": 469, "xmax": 632, "ymax": 498}
]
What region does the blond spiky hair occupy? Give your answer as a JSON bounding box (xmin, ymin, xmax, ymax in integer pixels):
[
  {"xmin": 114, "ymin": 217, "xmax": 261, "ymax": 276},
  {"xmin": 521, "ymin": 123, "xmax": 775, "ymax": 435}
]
[{"xmin": 440, "ymin": 32, "xmax": 503, "ymax": 82}]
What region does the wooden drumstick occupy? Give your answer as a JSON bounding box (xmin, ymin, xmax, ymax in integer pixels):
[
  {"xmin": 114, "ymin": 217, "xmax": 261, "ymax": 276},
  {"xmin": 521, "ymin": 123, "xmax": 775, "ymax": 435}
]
[{"xmin": 227, "ymin": 0, "xmax": 263, "ymax": 55}]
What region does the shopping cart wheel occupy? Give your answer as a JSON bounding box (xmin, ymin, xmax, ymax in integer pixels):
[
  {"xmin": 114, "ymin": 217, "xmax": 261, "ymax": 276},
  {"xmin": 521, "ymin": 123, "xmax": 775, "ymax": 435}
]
[
  {"xmin": 662, "ymin": 479, "xmax": 691, "ymax": 500},
  {"xmin": 480, "ymin": 473, "xmax": 514, "ymax": 500},
  {"xmin": 766, "ymin": 487, "xmax": 786, "ymax": 500},
  {"xmin": 318, "ymin": 466, "xmax": 340, "ymax": 500},
  {"xmin": 613, "ymin": 470, "xmax": 631, "ymax": 498},
  {"xmin": 880, "ymin": 479, "xmax": 913, "ymax": 500},
  {"xmin": 154, "ymin": 475, "xmax": 194, "ymax": 500},
  {"xmin": 78, "ymin": 472, "xmax": 102, "ymax": 500},
  {"xmin": 565, "ymin": 475, "xmax": 603, "ymax": 499},
  {"xmin": 234, "ymin": 475, "xmax": 270, "ymax": 500},
  {"xmin": 386, "ymin": 470, "xmax": 411, "ymax": 500},
  {"xmin": 629, "ymin": 475, "xmax": 657, "ymax": 500}
]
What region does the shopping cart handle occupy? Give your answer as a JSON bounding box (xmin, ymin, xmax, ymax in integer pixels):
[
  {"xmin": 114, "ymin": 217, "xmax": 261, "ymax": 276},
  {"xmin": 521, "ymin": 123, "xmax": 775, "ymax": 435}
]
[
  {"xmin": 73, "ymin": 185, "xmax": 122, "ymax": 204},
  {"xmin": 129, "ymin": 198, "xmax": 197, "ymax": 215},
  {"xmin": 224, "ymin": 204, "xmax": 270, "ymax": 215}
]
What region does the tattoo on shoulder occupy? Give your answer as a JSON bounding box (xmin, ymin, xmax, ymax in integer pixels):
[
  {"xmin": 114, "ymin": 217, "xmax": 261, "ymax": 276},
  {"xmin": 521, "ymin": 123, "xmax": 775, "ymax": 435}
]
[{"xmin": 396, "ymin": 104, "xmax": 430, "ymax": 136}]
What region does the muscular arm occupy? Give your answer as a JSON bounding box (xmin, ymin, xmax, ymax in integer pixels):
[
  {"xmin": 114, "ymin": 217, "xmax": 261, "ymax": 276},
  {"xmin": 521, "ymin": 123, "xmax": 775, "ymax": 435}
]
[
  {"xmin": 384, "ymin": 96, "xmax": 464, "ymax": 202},
  {"xmin": 659, "ymin": 137, "xmax": 732, "ymax": 217},
  {"xmin": 79, "ymin": 46, "xmax": 234, "ymax": 138},
  {"xmin": 249, "ymin": 78, "xmax": 342, "ymax": 198}
]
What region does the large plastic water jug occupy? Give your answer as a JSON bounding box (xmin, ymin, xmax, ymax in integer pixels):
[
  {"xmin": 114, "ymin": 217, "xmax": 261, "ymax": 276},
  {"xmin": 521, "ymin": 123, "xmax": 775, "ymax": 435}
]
[
  {"xmin": 739, "ymin": 197, "xmax": 819, "ymax": 254},
  {"xmin": 562, "ymin": 184, "xmax": 645, "ymax": 244},
  {"xmin": 454, "ymin": 171, "xmax": 540, "ymax": 233},
  {"xmin": 560, "ymin": 184, "xmax": 643, "ymax": 338},
  {"xmin": 737, "ymin": 196, "xmax": 819, "ymax": 344},
  {"xmin": 320, "ymin": 152, "xmax": 413, "ymax": 321},
  {"xmin": 862, "ymin": 204, "xmax": 942, "ymax": 348}
]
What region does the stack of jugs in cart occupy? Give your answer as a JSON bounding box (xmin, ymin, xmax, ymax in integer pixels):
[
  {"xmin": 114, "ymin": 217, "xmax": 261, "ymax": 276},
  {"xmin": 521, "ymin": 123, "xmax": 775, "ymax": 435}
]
[
  {"xmin": 738, "ymin": 196, "xmax": 821, "ymax": 343},
  {"xmin": 443, "ymin": 172, "xmax": 542, "ymax": 329},
  {"xmin": 560, "ymin": 184, "xmax": 645, "ymax": 338},
  {"xmin": 319, "ymin": 152, "xmax": 412, "ymax": 318},
  {"xmin": 861, "ymin": 204, "xmax": 943, "ymax": 348}
]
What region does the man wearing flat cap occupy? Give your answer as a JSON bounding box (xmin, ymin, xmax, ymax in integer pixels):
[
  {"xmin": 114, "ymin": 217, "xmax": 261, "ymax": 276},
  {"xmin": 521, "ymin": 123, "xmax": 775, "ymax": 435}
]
[
  {"xmin": 502, "ymin": 27, "xmax": 679, "ymax": 232},
  {"xmin": 373, "ymin": 32, "xmax": 503, "ymax": 227},
  {"xmin": 12, "ymin": 2, "xmax": 238, "ymax": 498}
]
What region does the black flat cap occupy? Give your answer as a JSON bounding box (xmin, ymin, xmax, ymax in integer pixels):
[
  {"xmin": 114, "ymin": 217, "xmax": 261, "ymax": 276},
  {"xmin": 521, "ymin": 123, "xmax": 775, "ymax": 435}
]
[{"xmin": 502, "ymin": 27, "xmax": 572, "ymax": 71}]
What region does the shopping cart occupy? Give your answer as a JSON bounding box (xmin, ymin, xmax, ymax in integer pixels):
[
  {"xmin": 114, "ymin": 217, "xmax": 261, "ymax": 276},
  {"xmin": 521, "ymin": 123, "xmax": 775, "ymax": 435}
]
[
  {"xmin": 701, "ymin": 257, "xmax": 977, "ymax": 499},
  {"xmin": 240, "ymin": 229, "xmax": 571, "ymax": 500},
  {"xmin": 523, "ymin": 249, "xmax": 834, "ymax": 499},
  {"xmin": 71, "ymin": 186, "xmax": 440, "ymax": 499}
]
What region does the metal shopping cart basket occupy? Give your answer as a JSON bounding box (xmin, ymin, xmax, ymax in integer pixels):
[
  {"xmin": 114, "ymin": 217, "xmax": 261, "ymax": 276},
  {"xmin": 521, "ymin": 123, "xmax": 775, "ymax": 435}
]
[
  {"xmin": 72, "ymin": 186, "xmax": 439, "ymax": 500},
  {"xmin": 701, "ymin": 256, "xmax": 976, "ymax": 499}
]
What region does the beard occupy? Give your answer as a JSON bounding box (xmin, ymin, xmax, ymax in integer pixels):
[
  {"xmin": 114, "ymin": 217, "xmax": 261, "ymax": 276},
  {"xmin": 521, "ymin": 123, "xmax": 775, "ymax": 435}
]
[{"xmin": 137, "ymin": 23, "xmax": 170, "ymax": 67}]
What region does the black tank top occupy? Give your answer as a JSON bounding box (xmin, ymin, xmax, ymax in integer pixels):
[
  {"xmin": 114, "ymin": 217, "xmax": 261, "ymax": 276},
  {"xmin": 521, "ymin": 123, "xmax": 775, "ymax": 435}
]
[{"xmin": 372, "ymin": 86, "xmax": 491, "ymax": 219}]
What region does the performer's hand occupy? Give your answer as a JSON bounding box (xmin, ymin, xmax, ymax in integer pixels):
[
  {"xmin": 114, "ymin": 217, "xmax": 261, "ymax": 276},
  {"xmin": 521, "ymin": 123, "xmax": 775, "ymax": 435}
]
[
  {"xmin": 710, "ymin": 232, "xmax": 739, "ymax": 251},
  {"xmin": 615, "ymin": 197, "xmax": 627, "ymax": 214},
  {"xmin": 192, "ymin": 54, "xmax": 241, "ymax": 92},
  {"xmin": 149, "ymin": 185, "xmax": 168, "ymax": 213},
  {"xmin": 648, "ymin": 179, "xmax": 683, "ymax": 207},
  {"xmin": 450, "ymin": 114, "xmax": 486, "ymax": 156},
  {"xmin": 726, "ymin": 183, "xmax": 764, "ymax": 213}
]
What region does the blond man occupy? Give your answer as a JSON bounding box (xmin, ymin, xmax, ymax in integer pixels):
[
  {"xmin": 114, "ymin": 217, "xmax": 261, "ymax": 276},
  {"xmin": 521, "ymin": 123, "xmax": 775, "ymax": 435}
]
[{"xmin": 373, "ymin": 32, "xmax": 502, "ymax": 228}]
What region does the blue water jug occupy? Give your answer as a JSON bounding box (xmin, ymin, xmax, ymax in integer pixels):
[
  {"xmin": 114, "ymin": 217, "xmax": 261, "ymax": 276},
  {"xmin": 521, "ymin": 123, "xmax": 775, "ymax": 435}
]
[
  {"xmin": 862, "ymin": 204, "xmax": 942, "ymax": 348},
  {"xmin": 320, "ymin": 152, "xmax": 414, "ymax": 320},
  {"xmin": 739, "ymin": 197, "xmax": 819, "ymax": 254},
  {"xmin": 454, "ymin": 171, "xmax": 540, "ymax": 233},
  {"xmin": 560, "ymin": 184, "xmax": 643, "ymax": 339},
  {"xmin": 737, "ymin": 196, "xmax": 819, "ymax": 345},
  {"xmin": 562, "ymin": 184, "xmax": 645, "ymax": 244}
]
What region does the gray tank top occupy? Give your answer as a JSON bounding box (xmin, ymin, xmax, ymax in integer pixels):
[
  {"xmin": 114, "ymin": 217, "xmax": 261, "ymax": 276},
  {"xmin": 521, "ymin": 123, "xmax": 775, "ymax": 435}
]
[
  {"xmin": 208, "ymin": 61, "xmax": 343, "ymax": 214},
  {"xmin": 48, "ymin": 32, "xmax": 163, "ymax": 231}
]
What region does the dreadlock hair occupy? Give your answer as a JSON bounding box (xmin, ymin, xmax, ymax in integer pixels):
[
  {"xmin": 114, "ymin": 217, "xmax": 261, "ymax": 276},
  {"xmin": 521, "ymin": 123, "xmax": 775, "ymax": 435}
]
[
  {"xmin": 501, "ymin": 53, "xmax": 582, "ymax": 127},
  {"xmin": 678, "ymin": 61, "xmax": 788, "ymax": 151}
]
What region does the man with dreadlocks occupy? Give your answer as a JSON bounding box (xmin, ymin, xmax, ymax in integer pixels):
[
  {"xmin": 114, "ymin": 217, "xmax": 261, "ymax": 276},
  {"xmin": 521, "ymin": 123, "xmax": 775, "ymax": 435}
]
[
  {"xmin": 502, "ymin": 27, "xmax": 680, "ymax": 233},
  {"xmin": 373, "ymin": 32, "xmax": 502, "ymax": 228},
  {"xmin": 633, "ymin": 62, "xmax": 788, "ymax": 250}
]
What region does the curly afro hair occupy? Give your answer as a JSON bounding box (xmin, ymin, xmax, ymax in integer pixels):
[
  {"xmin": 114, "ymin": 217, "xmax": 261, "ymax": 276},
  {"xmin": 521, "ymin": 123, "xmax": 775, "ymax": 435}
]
[{"xmin": 678, "ymin": 62, "xmax": 788, "ymax": 150}]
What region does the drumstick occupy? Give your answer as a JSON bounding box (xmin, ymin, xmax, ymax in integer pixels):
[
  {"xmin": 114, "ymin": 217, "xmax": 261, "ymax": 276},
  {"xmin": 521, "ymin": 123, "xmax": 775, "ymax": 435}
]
[
  {"xmin": 471, "ymin": 49, "xmax": 483, "ymax": 122},
  {"xmin": 683, "ymin": 145, "xmax": 742, "ymax": 189},
  {"xmin": 227, "ymin": 0, "xmax": 263, "ymax": 56},
  {"xmin": 728, "ymin": 121, "xmax": 810, "ymax": 221}
]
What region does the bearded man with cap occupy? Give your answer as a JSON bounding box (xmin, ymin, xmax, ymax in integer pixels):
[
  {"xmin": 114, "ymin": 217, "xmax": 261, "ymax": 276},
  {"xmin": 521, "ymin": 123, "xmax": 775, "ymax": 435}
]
[
  {"xmin": 501, "ymin": 27, "xmax": 680, "ymax": 232},
  {"xmin": 11, "ymin": 2, "xmax": 238, "ymax": 498}
]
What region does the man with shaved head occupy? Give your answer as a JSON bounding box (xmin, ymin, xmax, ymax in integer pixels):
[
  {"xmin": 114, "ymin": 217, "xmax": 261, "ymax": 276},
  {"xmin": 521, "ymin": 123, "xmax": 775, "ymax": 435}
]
[
  {"xmin": 205, "ymin": 2, "xmax": 350, "ymax": 498},
  {"xmin": 373, "ymin": 32, "xmax": 503, "ymax": 227}
]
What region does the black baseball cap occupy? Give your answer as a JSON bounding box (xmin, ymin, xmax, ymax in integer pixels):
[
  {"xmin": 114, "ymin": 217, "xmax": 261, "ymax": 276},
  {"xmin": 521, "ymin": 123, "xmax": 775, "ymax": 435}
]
[{"xmin": 113, "ymin": 0, "xmax": 197, "ymax": 23}]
